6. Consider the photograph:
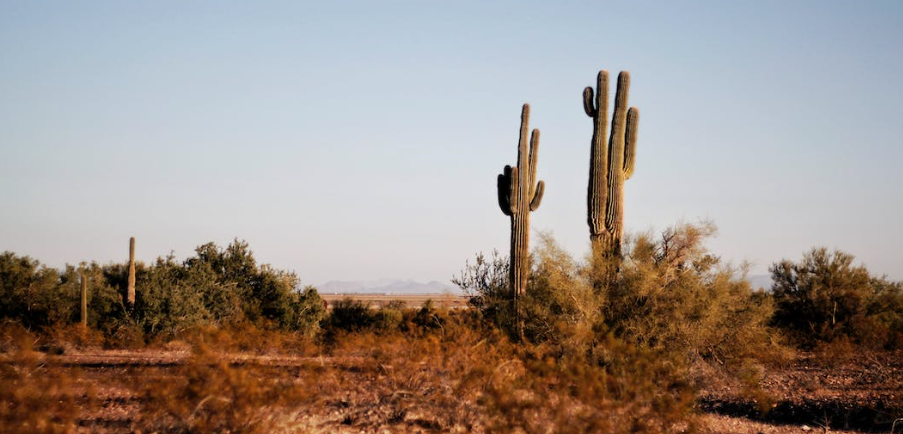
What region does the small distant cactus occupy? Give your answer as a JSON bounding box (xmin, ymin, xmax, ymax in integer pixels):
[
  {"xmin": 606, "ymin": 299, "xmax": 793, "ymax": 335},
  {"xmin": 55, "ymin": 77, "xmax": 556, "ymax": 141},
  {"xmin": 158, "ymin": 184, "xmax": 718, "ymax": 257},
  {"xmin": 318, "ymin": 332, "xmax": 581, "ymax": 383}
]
[
  {"xmin": 80, "ymin": 272, "xmax": 88, "ymax": 327},
  {"xmin": 127, "ymin": 237, "xmax": 136, "ymax": 307},
  {"xmin": 497, "ymin": 104, "xmax": 545, "ymax": 336},
  {"xmin": 584, "ymin": 70, "xmax": 639, "ymax": 267}
]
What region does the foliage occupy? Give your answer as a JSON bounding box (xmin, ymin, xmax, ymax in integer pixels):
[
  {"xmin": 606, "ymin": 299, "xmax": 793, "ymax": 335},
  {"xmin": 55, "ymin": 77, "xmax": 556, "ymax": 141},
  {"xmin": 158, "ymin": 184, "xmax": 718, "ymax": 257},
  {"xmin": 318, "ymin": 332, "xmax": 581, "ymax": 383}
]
[
  {"xmin": 611, "ymin": 222, "xmax": 780, "ymax": 365},
  {"xmin": 521, "ymin": 232, "xmax": 601, "ymax": 353},
  {"xmin": 0, "ymin": 253, "xmax": 126, "ymax": 330},
  {"xmin": 452, "ymin": 249, "xmax": 513, "ymax": 333},
  {"xmin": 141, "ymin": 344, "xmax": 310, "ymax": 433},
  {"xmin": 322, "ymin": 298, "xmax": 449, "ymax": 341},
  {"xmin": 322, "ymin": 298, "xmax": 377, "ymax": 335},
  {"xmin": 771, "ymin": 247, "xmax": 903, "ymax": 348},
  {"xmin": 0, "ymin": 323, "xmax": 82, "ymax": 434},
  {"xmin": 0, "ymin": 240, "xmax": 326, "ymax": 343},
  {"xmin": 459, "ymin": 223, "xmax": 780, "ymax": 369},
  {"xmin": 321, "ymin": 317, "xmax": 695, "ymax": 433}
]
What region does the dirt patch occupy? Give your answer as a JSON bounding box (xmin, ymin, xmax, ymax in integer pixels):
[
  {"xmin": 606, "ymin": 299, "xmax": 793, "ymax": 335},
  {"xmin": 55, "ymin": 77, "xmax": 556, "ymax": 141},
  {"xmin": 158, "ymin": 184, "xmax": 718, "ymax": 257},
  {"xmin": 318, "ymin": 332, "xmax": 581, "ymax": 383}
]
[
  {"xmin": 699, "ymin": 350, "xmax": 903, "ymax": 432},
  {"xmin": 4, "ymin": 348, "xmax": 902, "ymax": 433}
]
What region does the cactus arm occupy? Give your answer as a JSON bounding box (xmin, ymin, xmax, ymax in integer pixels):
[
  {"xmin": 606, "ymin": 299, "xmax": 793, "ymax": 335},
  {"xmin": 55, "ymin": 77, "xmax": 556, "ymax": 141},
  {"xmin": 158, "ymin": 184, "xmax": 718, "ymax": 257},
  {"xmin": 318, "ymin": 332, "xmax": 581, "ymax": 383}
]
[
  {"xmin": 497, "ymin": 171, "xmax": 512, "ymax": 216},
  {"xmin": 583, "ymin": 87, "xmax": 595, "ymax": 117},
  {"xmin": 528, "ymin": 128, "xmax": 539, "ymax": 196},
  {"xmin": 508, "ymin": 166, "xmax": 519, "ymax": 214},
  {"xmin": 624, "ymin": 107, "xmax": 639, "ymax": 179},
  {"xmin": 530, "ymin": 180, "xmax": 544, "ymax": 211}
]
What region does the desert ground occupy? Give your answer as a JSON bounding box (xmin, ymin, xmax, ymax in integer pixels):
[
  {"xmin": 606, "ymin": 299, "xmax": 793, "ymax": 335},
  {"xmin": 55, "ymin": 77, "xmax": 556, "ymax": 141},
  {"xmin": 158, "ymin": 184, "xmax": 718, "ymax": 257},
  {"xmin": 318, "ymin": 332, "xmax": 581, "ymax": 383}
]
[{"xmin": 5, "ymin": 343, "xmax": 898, "ymax": 434}]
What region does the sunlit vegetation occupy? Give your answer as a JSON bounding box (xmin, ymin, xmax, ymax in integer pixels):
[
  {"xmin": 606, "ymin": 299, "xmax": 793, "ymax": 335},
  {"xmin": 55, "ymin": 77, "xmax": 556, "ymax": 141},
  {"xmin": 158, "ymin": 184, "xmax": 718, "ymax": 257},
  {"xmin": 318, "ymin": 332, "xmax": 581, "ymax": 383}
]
[{"xmin": 0, "ymin": 228, "xmax": 901, "ymax": 432}]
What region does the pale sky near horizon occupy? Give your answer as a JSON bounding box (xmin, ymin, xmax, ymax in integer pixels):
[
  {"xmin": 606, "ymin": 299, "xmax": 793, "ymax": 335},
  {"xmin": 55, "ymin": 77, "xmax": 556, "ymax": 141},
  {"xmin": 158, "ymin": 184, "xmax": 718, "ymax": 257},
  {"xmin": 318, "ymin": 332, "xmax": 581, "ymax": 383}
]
[{"xmin": 1, "ymin": 1, "xmax": 902, "ymax": 285}]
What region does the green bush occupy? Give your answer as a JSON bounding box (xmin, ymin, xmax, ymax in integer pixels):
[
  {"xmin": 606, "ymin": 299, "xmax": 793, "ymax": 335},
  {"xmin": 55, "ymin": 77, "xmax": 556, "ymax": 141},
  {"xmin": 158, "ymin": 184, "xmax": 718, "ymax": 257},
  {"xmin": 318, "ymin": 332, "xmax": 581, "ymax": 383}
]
[
  {"xmin": 323, "ymin": 298, "xmax": 376, "ymax": 335},
  {"xmin": 456, "ymin": 223, "xmax": 781, "ymax": 369},
  {"xmin": 771, "ymin": 247, "xmax": 903, "ymax": 348},
  {"xmin": 0, "ymin": 252, "xmax": 62, "ymax": 328},
  {"xmin": 610, "ymin": 223, "xmax": 779, "ymax": 365},
  {"xmin": 451, "ymin": 250, "xmax": 513, "ymax": 332},
  {"xmin": 0, "ymin": 240, "xmax": 325, "ymax": 341}
]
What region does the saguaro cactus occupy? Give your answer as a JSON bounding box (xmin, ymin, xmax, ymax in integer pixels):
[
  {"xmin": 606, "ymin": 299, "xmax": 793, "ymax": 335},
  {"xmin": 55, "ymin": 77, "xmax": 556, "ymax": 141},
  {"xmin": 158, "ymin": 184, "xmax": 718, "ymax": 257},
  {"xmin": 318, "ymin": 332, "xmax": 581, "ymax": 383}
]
[
  {"xmin": 127, "ymin": 237, "xmax": 136, "ymax": 307},
  {"xmin": 584, "ymin": 70, "xmax": 639, "ymax": 268},
  {"xmin": 80, "ymin": 272, "xmax": 88, "ymax": 327},
  {"xmin": 497, "ymin": 104, "xmax": 545, "ymax": 335}
]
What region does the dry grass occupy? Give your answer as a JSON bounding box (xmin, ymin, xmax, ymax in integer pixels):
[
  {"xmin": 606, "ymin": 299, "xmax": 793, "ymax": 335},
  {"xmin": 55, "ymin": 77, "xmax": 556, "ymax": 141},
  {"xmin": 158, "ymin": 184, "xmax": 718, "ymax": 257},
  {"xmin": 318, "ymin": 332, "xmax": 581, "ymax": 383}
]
[
  {"xmin": 3, "ymin": 318, "xmax": 902, "ymax": 433},
  {"xmin": 139, "ymin": 344, "xmax": 312, "ymax": 433},
  {"xmin": 0, "ymin": 322, "xmax": 85, "ymax": 434}
]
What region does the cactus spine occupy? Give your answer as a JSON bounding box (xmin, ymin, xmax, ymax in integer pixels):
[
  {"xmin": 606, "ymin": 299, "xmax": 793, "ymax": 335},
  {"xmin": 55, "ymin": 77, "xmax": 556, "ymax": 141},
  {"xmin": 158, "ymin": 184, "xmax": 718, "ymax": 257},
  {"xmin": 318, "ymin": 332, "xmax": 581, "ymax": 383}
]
[
  {"xmin": 80, "ymin": 272, "xmax": 88, "ymax": 327},
  {"xmin": 497, "ymin": 104, "xmax": 545, "ymax": 336},
  {"xmin": 127, "ymin": 237, "xmax": 136, "ymax": 307},
  {"xmin": 584, "ymin": 70, "xmax": 639, "ymax": 271}
]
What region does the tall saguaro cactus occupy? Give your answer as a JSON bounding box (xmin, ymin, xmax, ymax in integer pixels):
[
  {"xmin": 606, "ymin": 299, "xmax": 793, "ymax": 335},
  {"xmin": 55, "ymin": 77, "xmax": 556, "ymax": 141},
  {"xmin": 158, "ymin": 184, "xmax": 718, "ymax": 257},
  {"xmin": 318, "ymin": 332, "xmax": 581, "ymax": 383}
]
[
  {"xmin": 497, "ymin": 104, "xmax": 545, "ymax": 336},
  {"xmin": 584, "ymin": 70, "xmax": 639, "ymax": 270},
  {"xmin": 127, "ymin": 237, "xmax": 136, "ymax": 307},
  {"xmin": 80, "ymin": 272, "xmax": 88, "ymax": 328}
]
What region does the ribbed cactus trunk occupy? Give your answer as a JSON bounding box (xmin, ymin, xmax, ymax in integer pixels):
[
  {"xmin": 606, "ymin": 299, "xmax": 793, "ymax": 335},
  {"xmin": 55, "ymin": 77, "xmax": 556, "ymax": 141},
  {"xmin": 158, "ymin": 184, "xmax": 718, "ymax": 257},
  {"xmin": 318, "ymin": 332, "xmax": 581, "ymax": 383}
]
[
  {"xmin": 584, "ymin": 70, "xmax": 639, "ymax": 279},
  {"xmin": 127, "ymin": 237, "xmax": 136, "ymax": 307},
  {"xmin": 497, "ymin": 104, "xmax": 545, "ymax": 338},
  {"xmin": 80, "ymin": 273, "xmax": 88, "ymax": 328}
]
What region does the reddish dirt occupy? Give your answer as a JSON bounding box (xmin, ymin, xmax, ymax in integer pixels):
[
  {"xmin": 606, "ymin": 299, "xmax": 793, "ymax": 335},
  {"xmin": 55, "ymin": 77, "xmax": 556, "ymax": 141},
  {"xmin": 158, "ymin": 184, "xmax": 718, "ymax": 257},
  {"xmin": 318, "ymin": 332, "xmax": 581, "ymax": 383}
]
[
  {"xmin": 699, "ymin": 350, "xmax": 903, "ymax": 433},
  {"xmin": 5, "ymin": 348, "xmax": 902, "ymax": 433}
]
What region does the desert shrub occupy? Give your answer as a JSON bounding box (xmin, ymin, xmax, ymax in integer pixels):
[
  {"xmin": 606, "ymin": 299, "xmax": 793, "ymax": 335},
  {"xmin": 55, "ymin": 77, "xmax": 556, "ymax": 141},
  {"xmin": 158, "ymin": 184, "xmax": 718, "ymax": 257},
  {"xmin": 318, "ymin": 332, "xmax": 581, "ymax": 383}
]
[
  {"xmin": 771, "ymin": 247, "xmax": 903, "ymax": 348},
  {"xmin": 404, "ymin": 299, "xmax": 449, "ymax": 333},
  {"xmin": 0, "ymin": 324, "xmax": 81, "ymax": 434},
  {"xmin": 177, "ymin": 322, "xmax": 317, "ymax": 356},
  {"xmin": 322, "ymin": 299, "xmax": 456, "ymax": 345},
  {"xmin": 519, "ymin": 232, "xmax": 602, "ymax": 354},
  {"xmin": 471, "ymin": 224, "xmax": 779, "ymax": 367},
  {"xmin": 130, "ymin": 240, "xmax": 325, "ymax": 339},
  {"xmin": 321, "ymin": 318, "xmax": 695, "ymax": 433},
  {"xmin": 182, "ymin": 240, "xmax": 326, "ymax": 332},
  {"xmin": 62, "ymin": 263, "xmax": 127, "ymax": 331},
  {"xmin": 141, "ymin": 344, "xmax": 310, "ymax": 433},
  {"xmin": 609, "ymin": 223, "xmax": 780, "ymax": 366},
  {"xmin": 39, "ymin": 322, "xmax": 106, "ymax": 353},
  {"xmin": 2, "ymin": 240, "xmax": 325, "ymax": 342},
  {"xmin": 133, "ymin": 254, "xmax": 233, "ymax": 337},
  {"xmin": 0, "ymin": 253, "xmax": 127, "ymax": 332},
  {"xmin": 323, "ymin": 298, "xmax": 376, "ymax": 335},
  {"xmin": 515, "ymin": 227, "xmax": 783, "ymax": 411},
  {"xmin": 452, "ymin": 250, "xmax": 514, "ymax": 333},
  {"xmin": 480, "ymin": 335, "xmax": 696, "ymax": 434},
  {"xmin": 373, "ymin": 299, "xmax": 405, "ymax": 331},
  {"xmin": 0, "ymin": 252, "xmax": 63, "ymax": 328}
]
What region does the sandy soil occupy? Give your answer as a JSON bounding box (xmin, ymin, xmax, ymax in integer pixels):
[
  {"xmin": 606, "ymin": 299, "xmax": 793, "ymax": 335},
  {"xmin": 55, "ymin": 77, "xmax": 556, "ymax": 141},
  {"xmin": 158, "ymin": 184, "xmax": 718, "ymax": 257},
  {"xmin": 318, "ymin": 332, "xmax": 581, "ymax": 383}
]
[{"xmin": 6, "ymin": 348, "xmax": 901, "ymax": 433}]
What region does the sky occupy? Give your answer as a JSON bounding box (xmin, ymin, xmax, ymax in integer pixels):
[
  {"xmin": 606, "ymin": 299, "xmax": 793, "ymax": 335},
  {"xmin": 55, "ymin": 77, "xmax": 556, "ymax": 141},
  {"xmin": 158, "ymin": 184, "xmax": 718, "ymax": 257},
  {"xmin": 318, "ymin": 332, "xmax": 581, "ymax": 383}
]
[{"xmin": 1, "ymin": 0, "xmax": 902, "ymax": 285}]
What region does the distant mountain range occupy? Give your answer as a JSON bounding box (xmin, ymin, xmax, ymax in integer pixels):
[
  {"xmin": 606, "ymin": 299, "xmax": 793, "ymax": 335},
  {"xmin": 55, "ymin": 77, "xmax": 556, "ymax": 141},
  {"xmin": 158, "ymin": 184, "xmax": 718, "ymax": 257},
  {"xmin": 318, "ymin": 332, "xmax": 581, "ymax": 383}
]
[
  {"xmin": 316, "ymin": 278, "xmax": 461, "ymax": 294},
  {"xmin": 317, "ymin": 274, "xmax": 771, "ymax": 294},
  {"xmin": 315, "ymin": 275, "xmax": 773, "ymax": 294},
  {"xmin": 746, "ymin": 274, "xmax": 773, "ymax": 290}
]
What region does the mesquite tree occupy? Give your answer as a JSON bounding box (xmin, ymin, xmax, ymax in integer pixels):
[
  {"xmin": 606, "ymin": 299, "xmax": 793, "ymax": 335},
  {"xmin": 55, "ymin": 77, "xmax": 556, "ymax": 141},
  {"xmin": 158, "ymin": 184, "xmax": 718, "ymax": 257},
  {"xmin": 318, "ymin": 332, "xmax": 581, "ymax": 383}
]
[
  {"xmin": 584, "ymin": 70, "xmax": 639, "ymax": 274},
  {"xmin": 497, "ymin": 104, "xmax": 545, "ymax": 336}
]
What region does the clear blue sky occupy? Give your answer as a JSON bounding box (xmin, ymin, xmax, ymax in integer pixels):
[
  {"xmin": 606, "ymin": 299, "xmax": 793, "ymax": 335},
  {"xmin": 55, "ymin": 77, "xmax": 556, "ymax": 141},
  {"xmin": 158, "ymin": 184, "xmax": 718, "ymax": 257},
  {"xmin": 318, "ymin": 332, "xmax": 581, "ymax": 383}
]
[{"xmin": 2, "ymin": 0, "xmax": 902, "ymax": 285}]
